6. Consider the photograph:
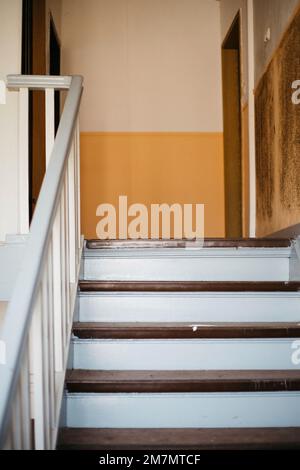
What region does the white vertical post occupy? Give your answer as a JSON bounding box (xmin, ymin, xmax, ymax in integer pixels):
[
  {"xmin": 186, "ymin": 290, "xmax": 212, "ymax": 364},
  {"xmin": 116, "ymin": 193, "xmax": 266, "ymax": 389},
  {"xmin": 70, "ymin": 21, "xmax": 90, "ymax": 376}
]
[
  {"xmin": 12, "ymin": 387, "xmax": 22, "ymax": 449},
  {"xmin": 52, "ymin": 207, "xmax": 63, "ymax": 372},
  {"xmin": 45, "ymin": 88, "xmax": 55, "ymax": 167},
  {"xmin": 247, "ymin": 0, "xmax": 256, "ymax": 237},
  {"xmin": 46, "ymin": 242, "xmax": 56, "ymax": 445},
  {"xmin": 68, "ymin": 142, "xmax": 76, "ymax": 284},
  {"xmin": 20, "ymin": 349, "xmax": 31, "ymax": 450},
  {"xmin": 64, "ymin": 176, "xmax": 71, "ymax": 325},
  {"xmin": 30, "ymin": 292, "xmax": 45, "ymax": 450},
  {"xmin": 60, "ymin": 188, "xmax": 67, "ymax": 352},
  {"xmin": 3, "ymin": 429, "xmax": 13, "ymax": 450},
  {"xmin": 18, "ymin": 88, "xmax": 29, "ymax": 234},
  {"xmin": 75, "ymin": 119, "xmax": 81, "ymax": 262},
  {"xmin": 41, "ymin": 278, "xmax": 50, "ymax": 449}
]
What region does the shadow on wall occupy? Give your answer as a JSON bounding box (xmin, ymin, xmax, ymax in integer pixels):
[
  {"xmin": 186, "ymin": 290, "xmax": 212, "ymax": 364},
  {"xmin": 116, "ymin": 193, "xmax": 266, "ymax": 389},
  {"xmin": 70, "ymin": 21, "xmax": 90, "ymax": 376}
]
[{"xmin": 255, "ymin": 5, "xmax": 300, "ymax": 236}]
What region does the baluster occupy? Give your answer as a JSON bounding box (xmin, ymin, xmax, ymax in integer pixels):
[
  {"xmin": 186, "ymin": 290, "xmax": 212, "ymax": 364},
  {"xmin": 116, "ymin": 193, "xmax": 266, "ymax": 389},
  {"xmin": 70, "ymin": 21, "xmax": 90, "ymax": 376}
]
[
  {"xmin": 52, "ymin": 206, "xmax": 63, "ymax": 372},
  {"xmin": 75, "ymin": 119, "xmax": 81, "ymax": 264},
  {"xmin": 20, "ymin": 346, "xmax": 31, "ymax": 449},
  {"xmin": 3, "ymin": 427, "xmax": 13, "ymax": 450},
  {"xmin": 64, "ymin": 174, "xmax": 71, "ymax": 327},
  {"xmin": 68, "ymin": 141, "xmax": 76, "ymax": 285},
  {"xmin": 45, "ymin": 88, "xmax": 55, "ymax": 167},
  {"xmin": 29, "ymin": 291, "xmax": 45, "ymax": 450},
  {"xmin": 18, "ymin": 88, "xmax": 29, "ymax": 233},
  {"xmin": 60, "ymin": 190, "xmax": 67, "ymax": 354},
  {"xmin": 41, "ymin": 275, "xmax": 50, "ymax": 449},
  {"xmin": 47, "ymin": 240, "xmax": 56, "ymax": 444},
  {"xmin": 12, "ymin": 384, "xmax": 22, "ymax": 449}
]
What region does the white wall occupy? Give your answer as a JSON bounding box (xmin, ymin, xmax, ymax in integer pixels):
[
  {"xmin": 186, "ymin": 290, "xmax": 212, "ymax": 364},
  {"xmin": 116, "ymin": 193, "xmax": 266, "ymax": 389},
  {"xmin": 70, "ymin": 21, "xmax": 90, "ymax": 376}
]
[
  {"xmin": 0, "ymin": 0, "xmax": 22, "ymax": 242},
  {"xmin": 61, "ymin": 0, "xmax": 223, "ymax": 132}
]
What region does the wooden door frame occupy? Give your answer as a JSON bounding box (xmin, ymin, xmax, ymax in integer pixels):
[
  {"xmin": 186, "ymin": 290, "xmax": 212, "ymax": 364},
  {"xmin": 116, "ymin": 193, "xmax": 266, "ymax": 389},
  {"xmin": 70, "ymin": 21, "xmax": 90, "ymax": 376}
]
[
  {"xmin": 22, "ymin": 0, "xmax": 46, "ymax": 221},
  {"xmin": 222, "ymin": 12, "xmax": 243, "ymax": 238},
  {"xmin": 22, "ymin": 2, "xmax": 61, "ymax": 220}
]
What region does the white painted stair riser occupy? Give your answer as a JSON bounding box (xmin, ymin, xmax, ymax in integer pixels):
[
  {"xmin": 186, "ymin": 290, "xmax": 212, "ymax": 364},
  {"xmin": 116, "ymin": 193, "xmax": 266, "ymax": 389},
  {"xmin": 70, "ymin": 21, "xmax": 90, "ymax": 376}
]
[
  {"xmin": 66, "ymin": 392, "xmax": 300, "ymax": 428},
  {"xmin": 83, "ymin": 248, "xmax": 291, "ymax": 281},
  {"xmin": 79, "ymin": 292, "xmax": 300, "ymax": 323},
  {"xmin": 72, "ymin": 338, "xmax": 300, "ymax": 370}
]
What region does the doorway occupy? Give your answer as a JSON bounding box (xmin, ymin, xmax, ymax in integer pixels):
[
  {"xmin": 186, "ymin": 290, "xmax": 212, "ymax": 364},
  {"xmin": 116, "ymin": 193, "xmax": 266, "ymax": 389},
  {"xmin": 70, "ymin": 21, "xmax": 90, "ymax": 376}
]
[
  {"xmin": 22, "ymin": 0, "xmax": 46, "ymax": 220},
  {"xmin": 22, "ymin": 1, "xmax": 61, "ymax": 221},
  {"xmin": 49, "ymin": 14, "xmax": 61, "ymax": 133},
  {"xmin": 222, "ymin": 13, "xmax": 242, "ymax": 238}
]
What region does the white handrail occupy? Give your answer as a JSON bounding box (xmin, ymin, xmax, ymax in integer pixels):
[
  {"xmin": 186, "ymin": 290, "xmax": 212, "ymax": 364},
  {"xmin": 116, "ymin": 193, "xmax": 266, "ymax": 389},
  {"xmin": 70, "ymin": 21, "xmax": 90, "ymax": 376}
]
[
  {"xmin": 0, "ymin": 75, "xmax": 83, "ymax": 449},
  {"xmin": 7, "ymin": 75, "xmax": 72, "ymax": 90}
]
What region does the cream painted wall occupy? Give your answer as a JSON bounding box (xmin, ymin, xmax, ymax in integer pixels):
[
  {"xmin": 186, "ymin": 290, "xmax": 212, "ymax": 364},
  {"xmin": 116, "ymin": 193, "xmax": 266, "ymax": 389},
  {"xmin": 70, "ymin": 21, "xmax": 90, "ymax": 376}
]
[
  {"xmin": 253, "ymin": 0, "xmax": 300, "ymax": 85},
  {"xmin": 61, "ymin": 0, "xmax": 223, "ymax": 132},
  {"xmin": 0, "ymin": 0, "xmax": 22, "ymax": 242}
]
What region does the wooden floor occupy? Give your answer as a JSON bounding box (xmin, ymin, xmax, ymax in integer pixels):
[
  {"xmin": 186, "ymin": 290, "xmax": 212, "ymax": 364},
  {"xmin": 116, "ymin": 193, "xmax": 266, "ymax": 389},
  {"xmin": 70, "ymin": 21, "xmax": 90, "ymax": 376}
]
[
  {"xmin": 66, "ymin": 369, "xmax": 300, "ymax": 394},
  {"xmin": 58, "ymin": 427, "xmax": 300, "ymax": 450},
  {"xmin": 73, "ymin": 322, "xmax": 300, "ymax": 339},
  {"xmin": 86, "ymin": 238, "xmax": 292, "ymax": 249},
  {"xmin": 79, "ymin": 281, "xmax": 300, "ymax": 292}
]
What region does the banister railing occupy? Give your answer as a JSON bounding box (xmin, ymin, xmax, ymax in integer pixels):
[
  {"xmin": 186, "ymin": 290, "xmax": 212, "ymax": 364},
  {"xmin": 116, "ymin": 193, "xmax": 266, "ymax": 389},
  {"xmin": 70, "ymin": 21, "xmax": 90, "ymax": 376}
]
[{"xmin": 0, "ymin": 75, "xmax": 83, "ymax": 449}]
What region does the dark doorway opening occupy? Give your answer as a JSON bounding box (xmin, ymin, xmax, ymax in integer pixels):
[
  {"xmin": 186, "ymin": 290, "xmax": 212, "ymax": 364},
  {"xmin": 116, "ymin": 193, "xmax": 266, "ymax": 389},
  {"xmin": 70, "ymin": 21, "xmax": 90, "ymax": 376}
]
[
  {"xmin": 22, "ymin": 1, "xmax": 61, "ymax": 221},
  {"xmin": 222, "ymin": 13, "xmax": 242, "ymax": 238},
  {"xmin": 22, "ymin": 0, "xmax": 46, "ymax": 221},
  {"xmin": 50, "ymin": 14, "xmax": 61, "ymax": 133}
]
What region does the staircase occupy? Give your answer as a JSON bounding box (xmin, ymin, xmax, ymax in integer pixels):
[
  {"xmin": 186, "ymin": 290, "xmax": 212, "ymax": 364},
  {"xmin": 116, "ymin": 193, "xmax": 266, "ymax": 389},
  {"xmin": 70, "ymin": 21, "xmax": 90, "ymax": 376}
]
[{"xmin": 58, "ymin": 238, "xmax": 300, "ymax": 450}]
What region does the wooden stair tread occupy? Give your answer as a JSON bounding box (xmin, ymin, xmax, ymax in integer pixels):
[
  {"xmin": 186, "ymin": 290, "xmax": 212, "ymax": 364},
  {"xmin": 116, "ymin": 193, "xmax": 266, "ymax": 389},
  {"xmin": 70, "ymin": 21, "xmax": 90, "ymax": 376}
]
[
  {"xmin": 86, "ymin": 238, "xmax": 292, "ymax": 249},
  {"xmin": 66, "ymin": 369, "xmax": 300, "ymax": 393},
  {"xmin": 57, "ymin": 427, "xmax": 300, "ymax": 450},
  {"xmin": 73, "ymin": 322, "xmax": 300, "ymax": 339},
  {"xmin": 79, "ymin": 281, "xmax": 300, "ymax": 292}
]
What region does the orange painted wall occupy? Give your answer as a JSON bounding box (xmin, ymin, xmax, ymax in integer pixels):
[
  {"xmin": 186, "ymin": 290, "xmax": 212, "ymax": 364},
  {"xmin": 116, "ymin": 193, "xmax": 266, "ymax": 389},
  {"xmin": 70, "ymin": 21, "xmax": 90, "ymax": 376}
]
[{"xmin": 80, "ymin": 132, "xmax": 225, "ymax": 239}]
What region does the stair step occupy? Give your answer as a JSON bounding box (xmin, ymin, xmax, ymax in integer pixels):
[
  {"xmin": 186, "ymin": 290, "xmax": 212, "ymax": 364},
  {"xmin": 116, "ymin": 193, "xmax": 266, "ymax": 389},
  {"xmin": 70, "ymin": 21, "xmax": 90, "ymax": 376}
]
[
  {"xmin": 73, "ymin": 322, "xmax": 300, "ymax": 339},
  {"xmin": 72, "ymin": 336, "xmax": 299, "ymax": 370},
  {"xmin": 57, "ymin": 427, "xmax": 300, "ymax": 450},
  {"xmin": 83, "ymin": 243, "xmax": 292, "ymax": 282},
  {"xmin": 66, "ymin": 370, "xmax": 300, "ymax": 393},
  {"xmin": 79, "ymin": 281, "xmax": 300, "ymax": 292},
  {"xmin": 79, "ymin": 291, "xmax": 300, "ymax": 323},
  {"xmin": 64, "ymin": 391, "xmax": 300, "ymax": 428},
  {"xmin": 86, "ymin": 238, "xmax": 292, "ymax": 249}
]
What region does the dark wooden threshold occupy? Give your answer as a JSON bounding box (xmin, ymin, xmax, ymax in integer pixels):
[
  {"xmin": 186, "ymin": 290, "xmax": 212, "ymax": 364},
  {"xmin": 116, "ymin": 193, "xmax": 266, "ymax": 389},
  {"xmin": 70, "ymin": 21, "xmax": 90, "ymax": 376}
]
[
  {"xmin": 57, "ymin": 427, "xmax": 300, "ymax": 450},
  {"xmin": 73, "ymin": 322, "xmax": 300, "ymax": 339},
  {"xmin": 86, "ymin": 238, "xmax": 292, "ymax": 249},
  {"xmin": 79, "ymin": 281, "xmax": 300, "ymax": 293},
  {"xmin": 66, "ymin": 370, "xmax": 300, "ymax": 393}
]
